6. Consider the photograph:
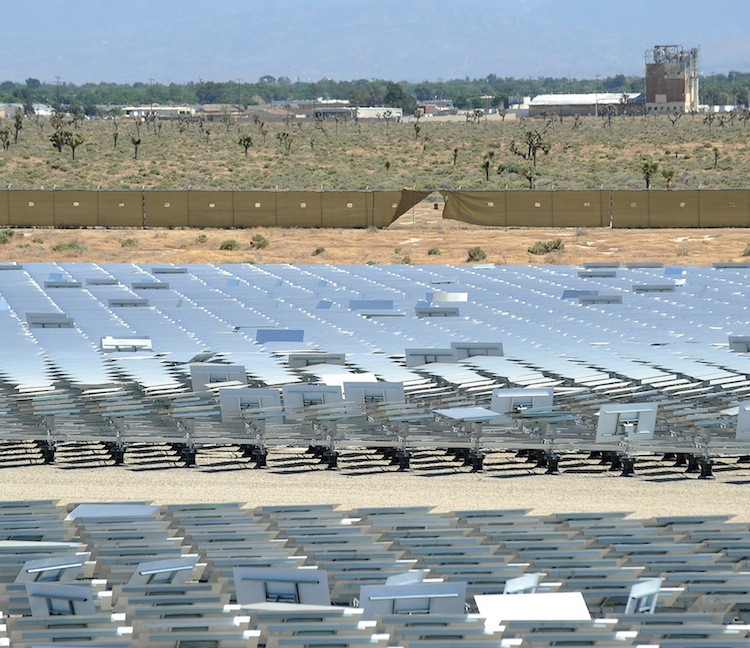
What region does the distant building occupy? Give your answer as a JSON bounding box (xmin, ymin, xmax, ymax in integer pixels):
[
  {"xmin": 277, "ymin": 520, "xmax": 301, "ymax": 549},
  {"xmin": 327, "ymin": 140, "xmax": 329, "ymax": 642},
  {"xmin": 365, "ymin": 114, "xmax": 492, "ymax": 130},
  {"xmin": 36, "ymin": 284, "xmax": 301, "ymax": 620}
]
[
  {"xmin": 645, "ymin": 45, "xmax": 699, "ymax": 113},
  {"xmin": 32, "ymin": 103, "xmax": 54, "ymax": 117},
  {"xmin": 528, "ymin": 93, "xmax": 643, "ymax": 117},
  {"xmin": 122, "ymin": 105, "xmax": 196, "ymax": 119},
  {"xmin": 356, "ymin": 106, "xmax": 403, "ymax": 120},
  {"xmin": 419, "ymin": 100, "xmax": 455, "ymax": 116},
  {"xmin": 313, "ymin": 103, "xmax": 356, "ymax": 120},
  {"xmin": 0, "ymin": 103, "xmax": 23, "ymax": 119}
]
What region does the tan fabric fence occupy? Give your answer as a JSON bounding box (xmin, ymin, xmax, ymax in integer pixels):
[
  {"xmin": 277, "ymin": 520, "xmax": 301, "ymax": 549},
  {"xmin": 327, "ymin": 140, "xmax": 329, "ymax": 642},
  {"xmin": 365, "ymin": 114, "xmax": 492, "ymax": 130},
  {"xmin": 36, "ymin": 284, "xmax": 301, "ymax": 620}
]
[
  {"xmin": 0, "ymin": 190, "xmax": 419, "ymax": 229},
  {"xmin": 2, "ymin": 189, "xmax": 749, "ymax": 229},
  {"xmin": 443, "ymin": 190, "xmax": 750, "ymax": 228}
]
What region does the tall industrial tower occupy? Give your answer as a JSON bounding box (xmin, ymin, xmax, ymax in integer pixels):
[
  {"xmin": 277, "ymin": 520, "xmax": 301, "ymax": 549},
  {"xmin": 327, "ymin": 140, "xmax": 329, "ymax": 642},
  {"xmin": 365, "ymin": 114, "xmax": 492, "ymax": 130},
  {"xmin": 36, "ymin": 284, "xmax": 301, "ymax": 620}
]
[{"xmin": 645, "ymin": 45, "xmax": 699, "ymax": 113}]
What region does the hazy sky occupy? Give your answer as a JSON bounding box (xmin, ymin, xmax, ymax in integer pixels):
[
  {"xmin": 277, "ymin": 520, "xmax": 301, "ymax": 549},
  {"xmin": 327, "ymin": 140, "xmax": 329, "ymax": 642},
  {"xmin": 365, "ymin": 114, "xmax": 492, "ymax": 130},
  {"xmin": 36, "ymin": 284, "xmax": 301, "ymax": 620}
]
[{"xmin": 3, "ymin": 0, "xmax": 749, "ymax": 84}]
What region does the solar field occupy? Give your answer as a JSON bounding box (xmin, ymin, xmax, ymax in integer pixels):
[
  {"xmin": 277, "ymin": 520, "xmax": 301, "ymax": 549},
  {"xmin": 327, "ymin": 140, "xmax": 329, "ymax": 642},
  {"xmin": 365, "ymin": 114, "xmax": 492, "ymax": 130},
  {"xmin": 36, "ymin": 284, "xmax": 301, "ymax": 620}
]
[
  {"xmin": 2, "ymin": 259, "xmax": 750, "ymax": 645},
  {"xmin": 1, "ymin": 260, "xmax": 750, "ymax": 472}
]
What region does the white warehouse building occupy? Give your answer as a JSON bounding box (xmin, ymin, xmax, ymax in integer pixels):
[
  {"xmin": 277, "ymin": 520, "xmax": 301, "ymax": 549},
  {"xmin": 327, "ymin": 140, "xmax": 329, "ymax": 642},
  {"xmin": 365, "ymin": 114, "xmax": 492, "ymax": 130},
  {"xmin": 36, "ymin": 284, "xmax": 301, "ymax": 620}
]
[{"xmin": 529, "ymin": 92, "xmax": 644, "ymax": 117}]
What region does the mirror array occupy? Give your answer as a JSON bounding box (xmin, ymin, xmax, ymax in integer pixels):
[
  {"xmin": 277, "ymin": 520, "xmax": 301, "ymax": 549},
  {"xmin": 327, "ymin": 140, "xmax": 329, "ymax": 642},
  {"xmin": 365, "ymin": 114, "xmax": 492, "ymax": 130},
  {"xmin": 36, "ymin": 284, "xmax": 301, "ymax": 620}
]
[
  {"xmin": 1, "ymin": 262, "xmax": 750, "ymax": 475},
  {"xmin": 1, "ymin": 502, "xmax": 750, "ymax": 646}
]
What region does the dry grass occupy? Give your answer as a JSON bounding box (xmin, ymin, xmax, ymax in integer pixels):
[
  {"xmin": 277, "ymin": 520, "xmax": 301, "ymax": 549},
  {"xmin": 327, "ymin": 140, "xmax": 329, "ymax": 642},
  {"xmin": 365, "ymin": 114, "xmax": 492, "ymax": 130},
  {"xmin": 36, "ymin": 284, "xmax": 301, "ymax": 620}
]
[{"xmin": 2, "ymin": 113, "xmax": 750, "ymax": 191}]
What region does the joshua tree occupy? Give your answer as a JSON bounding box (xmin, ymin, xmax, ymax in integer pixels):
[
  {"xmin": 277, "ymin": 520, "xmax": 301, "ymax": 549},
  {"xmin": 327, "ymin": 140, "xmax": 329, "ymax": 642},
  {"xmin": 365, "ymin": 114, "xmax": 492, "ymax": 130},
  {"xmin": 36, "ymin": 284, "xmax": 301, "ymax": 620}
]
[
  {"xmin": 641, "ymin": 160, "xmax": 659, "ymax": 189},
  {"xmin": 49, "ymin": 130, "xmax": 67, "ymax": 153},
  {"xmin": 713, "ymin": 147, "xmax": 720, "ymax": 169},
  {"xmin": 50, "ymin": 110, "xmax": 66, "ymax": 131},
  {"xmin": 413, "ymin": 122, "xmax": 421, "ymax": 140},
  {"xmin": 510, "ymin": 129, "xmax": 551, "ymax": 168},
  {"xmin": 482, "ymin": 151, "xmax": 495, "ymax": 181},
  {"xmin": 131, "ymin": 135, "xmax": 141, "ymax": 160},
  {"xmin": 667, "ymin": 110, "xmax": 681, "ymax": 127},
  {"xmin": 0, "ymin": 127, "xmax": 11, "ymax": 151},
  {"xmin": 521, "ymin": 165, "xmax": 536, "ymax": 189},
  {"xmin": 276, "ymin": 131, "xmax": 293, "ymax": 155},
  {"xmin": 314, "ymin": 116, "xmax": 328, "ymax": 138},
  {"xmin": 238, "ymin": 134, "xmax": 253, "ymax": 156},
  {"xmin": 452, "ymin": 147, "xmax": 459, "ymax": 165},
  {"xmin": 66, "ymin": 131, "xmax": 84, "ymax": 160},
  {"xmin": 13, "ymin": 109, "xmax": 23, "ymax": 144},
  {"xmin": 661, "ymin": 167, "xmax": 675, "ymax": 189},
  {"xmin": 600, "ymin": 105, "xmax": 616, "ymax": 128}
]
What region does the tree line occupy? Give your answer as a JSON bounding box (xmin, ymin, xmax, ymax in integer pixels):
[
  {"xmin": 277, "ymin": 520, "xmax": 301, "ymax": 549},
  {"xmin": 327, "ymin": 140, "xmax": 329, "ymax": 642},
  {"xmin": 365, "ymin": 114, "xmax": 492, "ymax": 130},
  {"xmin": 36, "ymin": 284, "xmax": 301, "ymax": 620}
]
[{"xmin": 2, "ymin": 72, "xmax": 748, "ymax": 117}]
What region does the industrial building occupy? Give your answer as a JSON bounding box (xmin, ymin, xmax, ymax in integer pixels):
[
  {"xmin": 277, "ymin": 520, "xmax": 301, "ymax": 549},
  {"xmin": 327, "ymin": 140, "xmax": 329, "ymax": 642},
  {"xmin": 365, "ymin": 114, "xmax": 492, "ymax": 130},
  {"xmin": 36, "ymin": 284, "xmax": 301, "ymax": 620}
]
[
  {"xmin": 645, "ymin": 44, "xmax": 699, "ymax": 113},
  {"xmin": 528, "ymin": 93, "xmax": 643, "ymax": 117}
]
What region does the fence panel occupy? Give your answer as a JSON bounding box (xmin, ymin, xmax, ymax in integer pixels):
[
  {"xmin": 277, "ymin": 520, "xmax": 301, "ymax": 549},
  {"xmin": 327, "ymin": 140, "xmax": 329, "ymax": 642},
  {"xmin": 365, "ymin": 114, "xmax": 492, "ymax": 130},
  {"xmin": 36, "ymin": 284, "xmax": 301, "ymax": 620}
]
[
  {"xmin": 0, "ymin": 190, "xmax": 8, "ymax": 226},
  {"xmin": 506, "ymin": 191, "xmax": 553, "ymax": 226},
  {"xmin": 551, "ymin": 191, "xmax": 605, "ymax": 227},
  {"xmin": 188, "ymin": 191, "xmax": 234, "ymax": 227},
  {"xmin": 699, "ymin": 190, "xmax": 750, "ymax": 227},
  {"xmin": 234, "ymin": 191, "xmax": 277, "ymax": 227},
  {"xmin": 8, "ymin": 190, "xmax": 55, "ymax": 227},
  {"xmin": 53, "ymin": 191, "xmax": 99, "ymax": 227},
  {"xmin": 144, "ymin": 191, "xmax": 189, "ymax": 227},
  {"xmin": 321, "ymin": 191, "xmax": 370, "ymax": 228},
  {"xmin": 372, "ymin": 191, "xmax": 402, "ymax": 228},
  {"xmin": 441, "ymin": 191, "xmax": 507, "ymax": 226},
  {"xmin": 649, "ymin": 190, "xmax": 700, "ymax": 227},
  {"xmin": 98, "ymin": 191, "xmax": 143, "ymax": 227},
  {"xmin": 611, "ymin": 191, "xmax": 650, "ymax": 228},
  {"xmin": 276, "ymin": 191, "xmax": 323, "ymax": 227}
]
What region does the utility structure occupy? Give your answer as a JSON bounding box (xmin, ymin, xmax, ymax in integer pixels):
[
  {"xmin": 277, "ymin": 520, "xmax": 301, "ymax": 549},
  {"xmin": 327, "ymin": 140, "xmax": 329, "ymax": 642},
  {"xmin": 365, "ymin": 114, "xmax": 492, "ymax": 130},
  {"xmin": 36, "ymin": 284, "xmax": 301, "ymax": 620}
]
[{"xmin": 645, "ymin": 44, "xmax": 699, "ymax": 113}]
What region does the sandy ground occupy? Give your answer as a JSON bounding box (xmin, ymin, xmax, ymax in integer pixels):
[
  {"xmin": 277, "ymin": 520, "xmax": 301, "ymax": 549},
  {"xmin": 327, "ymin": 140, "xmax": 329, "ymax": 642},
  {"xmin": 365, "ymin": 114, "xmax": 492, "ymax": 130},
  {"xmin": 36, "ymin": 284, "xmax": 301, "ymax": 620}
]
[
  {"xmin": 2, "ymin": 201, "xmax": 749, "ymax": 266},
  {"xmin": 0, "ymin": 449, "xmax": 748, "ymax": 520},
  {"xmin": 2, "ymin": 206, "xmax": 750, "ymax": 517}
]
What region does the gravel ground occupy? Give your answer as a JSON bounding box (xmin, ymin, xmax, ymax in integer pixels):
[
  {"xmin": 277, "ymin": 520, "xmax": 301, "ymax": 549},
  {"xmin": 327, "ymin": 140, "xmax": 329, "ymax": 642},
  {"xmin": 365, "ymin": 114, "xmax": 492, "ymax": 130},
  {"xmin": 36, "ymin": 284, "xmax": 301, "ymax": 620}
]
[{"xmin": 0, "ymin": 447, "xmax": 746, "ymax": 519}]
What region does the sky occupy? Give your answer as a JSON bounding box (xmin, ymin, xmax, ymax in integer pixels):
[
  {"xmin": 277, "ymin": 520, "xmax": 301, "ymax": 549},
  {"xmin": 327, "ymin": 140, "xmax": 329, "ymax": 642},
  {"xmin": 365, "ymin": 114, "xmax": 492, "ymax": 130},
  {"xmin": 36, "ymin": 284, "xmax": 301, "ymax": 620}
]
[{"xmin": 2, "ymin": 0, "xmax": 749, "ymax": 84}]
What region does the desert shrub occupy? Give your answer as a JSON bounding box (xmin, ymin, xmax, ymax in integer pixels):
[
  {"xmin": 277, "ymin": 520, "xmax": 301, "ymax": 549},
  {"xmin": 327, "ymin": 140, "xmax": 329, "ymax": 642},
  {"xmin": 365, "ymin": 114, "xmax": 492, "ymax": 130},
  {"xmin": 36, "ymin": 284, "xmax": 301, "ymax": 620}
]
[
  {"xmin": 401, "ymin": 256, "xmax": 412, "ymax": 265},
  {"xmin": 31, "ymin": 237, "xmax": 44, "ymax": 244},
  {"xmin": 1, "ymin": 229, "xmax": 14, "ymax": 239},
  {"xmin": 312, "ymin": 246, "xmax": 325, "ymax": 256},
  {"xmin": 196, "ymin": 234, "xmax": 208, "ymax": 244},
  {"xmin": 250, "ymin": 234, "xmax": 269, "ymax": 249},
  {"xmin": 0, "ymin": 233, "xmax": 10, "ymax": 245},
  {"xmin": 743, "ymin": 244, "xmax": 750, "ymax": 257},
  {"xmin": 219, "ymin": 239, "xmax": 241, "ymax": 251},
  {"xmin": 427, "ymin": 247, "xmax": 441, "ymax": 256},
  {"xmin": 120, "ymin": 238, "xmax": 138, "ymax": 248},
  {"xmin": 466, "ymin": 246, "xmax": 487, "ymax": 262},
  {"xmin": 51, "ymin": 240, "xmax": 86, "ymax": 253},
  {"xmin": 528, "ymin": 239, "xmax": 564, "ymax": 255}
]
